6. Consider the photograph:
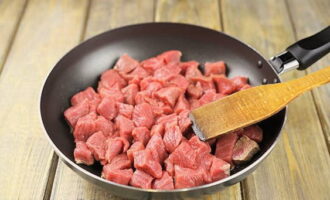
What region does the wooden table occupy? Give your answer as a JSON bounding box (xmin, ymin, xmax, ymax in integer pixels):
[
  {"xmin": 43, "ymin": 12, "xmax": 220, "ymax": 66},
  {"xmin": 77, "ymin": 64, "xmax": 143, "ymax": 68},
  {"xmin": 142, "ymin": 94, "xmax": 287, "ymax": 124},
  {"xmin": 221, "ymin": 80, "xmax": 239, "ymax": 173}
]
[{"xmin": 0, "ymin": 0, "xmax": 329, "ymax": 199}]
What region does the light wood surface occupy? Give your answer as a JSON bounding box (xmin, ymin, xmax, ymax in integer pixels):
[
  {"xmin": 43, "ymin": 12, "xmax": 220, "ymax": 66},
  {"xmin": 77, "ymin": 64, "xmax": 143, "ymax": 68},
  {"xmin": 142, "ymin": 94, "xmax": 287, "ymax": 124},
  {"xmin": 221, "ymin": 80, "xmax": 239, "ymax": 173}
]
[{"xmin": 0, "ymin": 0, "xmax": 329, "ymax": 199}]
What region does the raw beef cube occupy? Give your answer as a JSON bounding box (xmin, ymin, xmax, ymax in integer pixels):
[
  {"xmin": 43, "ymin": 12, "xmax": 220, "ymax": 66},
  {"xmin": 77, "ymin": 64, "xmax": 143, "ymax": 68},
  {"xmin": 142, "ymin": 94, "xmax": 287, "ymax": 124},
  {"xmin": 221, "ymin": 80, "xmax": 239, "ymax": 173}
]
[
  {"xmin": 115, "ymin": 115, "xmax": 134, "ymax": 141},
  {"xmin": 73, "ymin": 112, "xmax": 97, "ymax": 142},
  {"xmin": 97, "ymin": 97, "xmax": 118, "ymax": 120},
  {"xmin": 100, "ymin": 69, "xmax": 127, "ymax": 89},
  {"xmin": 153, "ymin": 64, "xmax": 181, "ymax": 81},
  {"xmin": 122, "ymin": 83, "xmax": 139, "ymax": 105},
  {"xmin": 132, "ymin": 127, "xmax": 150, "ymax": 146},
  {"xmin": 174, "ymin": 165, "xmax": 204, "ymax": 189},
  {"xmin": 204, "ymin": 61, "xmax": 226, "ymax": 76},
  {"xmin": 127, "ymin": 141, "xmax": 145, "ymax": 162},
  {"xmin": 241, "ymin": 125, "xmax": 263, "ymax": 143},
  {"xmin": 156, "ymin": 113, "xmax": 178, "ymax": 129},
  {"xmin": 213, "ymin": 75, "xmax": 236, "ymax": 94},
  {"xmin": 117, "ymin": 103, "xmax": 134, "ymax": 119},
  {"xmin": 240, "ymin": 84, "xmax": 251, "ymax": 90},
  {"xmin": 199, "ymin": 153, "xmax": 213, "ymax": 171},
  {"xmin": 210, "ymin": 157, "xmax": 230, "ymax": 181},
  {"xmin": 232, "ymin": 136, "xmax": 260, "ymax": 164},
  {"xmin": 170, "ymin": 141, "xmax": 197, "ymax": 169},
  {"xmin": 94, "ymin": 116, "xmax": 114, "ymax": 137},
  {"xmin": 114, "ymin": 54, "xmax": 139, "ymax": 74},
  {"xmin": 174, "ymin": 95, "xmax": 190, "ymax": 114},
  {"xmin": 130, "ymin": 169, "xmax": 154, "ymax": 189},
  {"xmin": 179, "ymin": 61, "xmax": 199, "ymax": 73},
  {"xmin": 132, "ymin": 103, "xmax": 154, "ymax": 129},
  {"xmin": 74, "ymin": 141, "xmax": 94, "ymax": 165},
  {"xmin": 146, "ymin": 133, "xmax": 168, "ymax": 163},
  {"xmin": 141, "ymin": 57, "xmax": 163, "ymax": 72},
  {"xmin": 167, "ymin": 74, "xmax": 189, "ymax": 90},
  {"xmin": 185, "ymin": 64, "xmax": 202, "ymax": 79},
  {"xmin": 71, "ymin": 87, "xmax": 100, "ymax": 106},
  {"xmin": 152, "ymin": 172, "xmax": 174, "ymax": 190},
  {"xmin": 215, "ymin": 93, "xmax": 225, "ymax": 101},
  {"xmin": 191, "ymin": 76, "xmax": 215, "ymax": 91},
  {"xmin": 140, "ymin": 77, "xmax": 164, "ymax": 91},
  {"xmin": 105, "ymin": 137, "xmax": 129, "ymax": 163},
  {"xmin": 178, "ymin": 110, "xmax": 192, "ymax": 133},
  {"xmin": 86, "ymin": 131, "xmax": 106, "ymax": 162},
  {"xmin": 102, "ymin": 167, "xmax": 133, "ymax": 185},
  {"xmin": 187, "ymin": 82, "xmax": 203, "ymax": 99},
  {"xmin": 64, "ymin": 99, "xmax": 90, "ymax": 127},
  {"xmin": 155, "ymin": 87, "xmax": 182, "ymax": 107},
  {"xmin": 134, "ymin": 91, "xmax": 151, "ymax": 105},
  {"xmin": 157, "ymin": 50, "xmax": 182, "ymax": 64},
  {"xmin": 107, "ymin": 154, "xmax": 131, "ymax": 170},
  {"xmin": 164, "ymin": 157, "xmax": 174, "ymax": 176},
  {"xmin": 231, "ymin": 76, "xmax": 248, "ymax": 90},
  {"xmin": 130, "ymin": 66, "xmax": 150, "ymax": 79},
  {"xmin": 188, "ymin": 136, "xmax": 211, "ymax": 155},
  {"xmin": 163, "ymin": 125, "xmax": 182, "ymax": 153},
  {"xmin": 133, "ymin": 149, "xmax": 162, "ymax": 178},
  {"xmin": 150, "ymin": 124, "xmax": 164, "ymax": 137},
  {"xmin": 199, "ymin": 89, "xmax": 217, "ymax": 106},
  {"xmin": 98, "ymin": 87, "xmax": 124, "ymax": 103},
  {"xmin": 189, "ymin": 98, "xmax": 201, "ymax": 110},
  {"xmin": 215, "ymin": 132, "xmax": 238, "ymax": 164}
]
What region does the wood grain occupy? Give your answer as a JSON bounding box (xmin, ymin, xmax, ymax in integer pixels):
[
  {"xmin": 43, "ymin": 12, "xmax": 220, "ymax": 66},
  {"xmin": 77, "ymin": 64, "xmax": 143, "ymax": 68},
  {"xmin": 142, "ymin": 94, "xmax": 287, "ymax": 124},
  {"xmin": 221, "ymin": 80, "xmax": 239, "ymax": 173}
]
[
  {"xmin": 285, "ymin": 0, "xmax": 330, "ymax": 150},
  {"xmin": 0, "ymin": 0, "xmax": 88, "ymax": 198},
  {"xmin": 221, "ymin": 0, "xmax": 330, "ymax": 199},
  {"xmin": 0, "ymin": 0, "xmax": 27, "ymax": 73}
]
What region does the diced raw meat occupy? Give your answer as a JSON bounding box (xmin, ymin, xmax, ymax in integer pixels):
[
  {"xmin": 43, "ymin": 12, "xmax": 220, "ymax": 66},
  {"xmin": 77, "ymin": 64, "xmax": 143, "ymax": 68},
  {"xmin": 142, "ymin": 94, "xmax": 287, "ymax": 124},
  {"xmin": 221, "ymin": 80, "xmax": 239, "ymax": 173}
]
[
  {"xmin": 127, "ymin": 141, "xmax": 145, "ymax": 162},
  {"xmin": 130, "ymin": 66, "xmax": 150, "ymax": 79},
  {"xmin": 164, "ymin": 157, "xmax": 174, "ymax": 176},
  {"xmin": 114, "ymin": 54, "xmax": 139, "ymax": 73},
  {"xmin": 141, "ymin": 57, "xmax": 163, "ymax": 72},
  {"xmin": 74, "ymin": 141, "xmax": 94, "ymax": 165},
  {"xmin": 215, "ymin": 93, "xmax": 225, "ymax": 101},
  {"xmin": 179, "ymin": 61, "xmax": 199, "ymax": 73},
  {"xmin": 132, "ymin": 103, "xmax": 154, "ymax": 129},
  {"xmin": 231, "ymin": 76, "xmax": 248, "ymax": 90},
  {"xmin": 178, "ymin": 110, "xmax": 192, "ymax": 132},
  {"xmin": 117, "ymin": 103, "xmax": 134, "ymax": 119},
  {"xmin": 150, "ymin": 124, "xmax": 164, "ymax": 137},
  {"xmin": 241, "ymin": 125, "xmax": 263, "ymax": 143},
  {"xmin": 100, "ymin": 69, "xmax": 127, "ymax": 89},
  {"xmin": 156, "ymin": 113, "xmax": 178, "ymax": 129},
  {"xmin": 189, "ymin": 136, "xmax": 211, "ymax": 155},
  {"xmin": 114, "ymin": 115, "xmax": 134, "ymax": 140},
  {"xmin": 191, "ymin": 76, "xmax": 215, "ymax": 91},
  {"xmin": 174, "ymin": 95, "xmax": 190, "ymax": 114},
  {"xmin": 210, "ymin": 157, "xmax": 230, "ymax": 181},
  {"xmin": 240, "ymin": 84, "xmax": 251, "ymax": 90},
  {"xmin": 122, "ymin": 84, "xmax": 139, "ymax": 105},
  {"xmin": 134, "ymin": 91, "xmax": 151, "ymax": 105},
  {"xmin": 94, "ymin": 116, "xmax": 114, "ymax": 137},
  {"xmin": 189, "ymin": 98, "xmax": 201, "ymax": 110},
  {"xmin": 167, "ymin": 75, "xmax": 189, "ymax": 90},
  {"xmin": 232, "ymin": 136, "xmax": 260, "ymax": 164},
  {"xmin": 97, "ymin": 97, "xmax": 118, "ymax": 120},
  {"xmin": 185, "ymin": 64, "xmax": 202, "ymax": 79},
  {"xmin": 153, "ymin": 64, "xmax": 181, "ymax": 81},
  {"xmin": 105, "ymin": 137, "xmax": 130, "ymax": 163},
  {"xmin": 102, "ymin": 167, "xmax": 133, "ymax": 185},
  {"xmin": 169, "ymin": 141, "xmax": 197, "ymax": 169},
  {"xmin": 98, "ymin": 87, "xmax": 124, "ymax": 103},
  {"xmin": 215, "ymin": 132, "xmax": 238, "ymax": 164},
  {"xmin": 213, "ymin": 75, "xmax": 236, "ymax": 94},
  {"xmin": 140, "ymin": 77, "xmax": 164, "ymax": 91},
  {"xmin": 86, "ymin": 131, "xmax": 106, "ymax": 162},
  {"xmin": 152, "ymin": 172, "xmax": 174, "ymax": 190},
  {"xmin": 155, "ymin": 87, "xmax": 182, "ymax": 107},
  {"xmin": 71, "ymin": 87, "xmax": 100, "ymax": 106},
  {"xmin": 130, "ymin": 169, "xmax": 154, "ymax": 189},
  {"xmin": 163, "ymin": 125, "xmax": 182, "ymax": 153},
  {"xmin": 107, "ymin": 154, "xmax": 131, "ymax": 170},
  {"xmin": 133, "ymin": 149, "xmax": 162, "ymax": 178},
  {"xmin": 132, "ymin": 127, "xmax": 150, "ymax": 146},
  {"xmin": 204, "ymin": 61, "xmax": 226, "ymax": 76},
  {"xmin": 73, "ymin": 112, "xmax": 97, "ymax": 141},
  {"xmin": 64, "ymin": 99, "xmax": 90, "ymax": 127},
  {"xmin": 187, "ymin": 82, "xmax": 203, "ymax": 99},
  {"xmin": 174, "ymin": 165, "xmax": 204, "ymax": 189},
  {"xmin": 157, "ymin": 50, "xmax": 182, "ymax": 64},
  {"xmin": 199, "ymin": 89, "xmax": 217, "ymax": 106},
  {"xmin": 146, "ymin": 133, "xmax": 168, "ymax": 163}
]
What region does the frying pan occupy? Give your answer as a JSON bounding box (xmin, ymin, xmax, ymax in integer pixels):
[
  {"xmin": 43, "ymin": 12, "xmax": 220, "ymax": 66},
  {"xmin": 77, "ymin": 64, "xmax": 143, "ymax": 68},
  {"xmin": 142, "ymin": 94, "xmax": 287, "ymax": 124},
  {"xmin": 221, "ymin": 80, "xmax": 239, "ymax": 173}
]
[{"xmin": 40, "ymin": 23, "xmax": 330, "ymax": 199}]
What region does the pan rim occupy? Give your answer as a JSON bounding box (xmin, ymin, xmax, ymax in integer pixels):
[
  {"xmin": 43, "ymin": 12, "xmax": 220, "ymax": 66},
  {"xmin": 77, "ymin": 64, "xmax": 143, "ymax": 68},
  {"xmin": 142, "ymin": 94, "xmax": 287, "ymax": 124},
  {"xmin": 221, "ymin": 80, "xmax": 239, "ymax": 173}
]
[{"xmin": 39, "ymin": 22, "xmax": 287, "ymax": 193}]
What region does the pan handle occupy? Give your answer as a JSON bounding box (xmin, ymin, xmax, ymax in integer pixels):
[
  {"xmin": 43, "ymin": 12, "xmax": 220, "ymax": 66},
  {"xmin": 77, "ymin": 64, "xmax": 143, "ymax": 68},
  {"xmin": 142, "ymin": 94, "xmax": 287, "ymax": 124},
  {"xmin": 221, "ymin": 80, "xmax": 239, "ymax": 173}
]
[{"xmin": 269, "ymin": 26, "xmax": 330, "ymax": 74}]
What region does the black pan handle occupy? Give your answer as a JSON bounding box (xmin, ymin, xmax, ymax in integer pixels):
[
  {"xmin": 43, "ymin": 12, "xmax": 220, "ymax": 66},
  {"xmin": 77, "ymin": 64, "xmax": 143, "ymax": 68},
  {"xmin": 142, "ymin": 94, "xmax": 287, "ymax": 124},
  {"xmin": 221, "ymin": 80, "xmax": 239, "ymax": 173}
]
[{"xmin": 270, "ymin": 26, "xmax": 330, "ymax": 74}]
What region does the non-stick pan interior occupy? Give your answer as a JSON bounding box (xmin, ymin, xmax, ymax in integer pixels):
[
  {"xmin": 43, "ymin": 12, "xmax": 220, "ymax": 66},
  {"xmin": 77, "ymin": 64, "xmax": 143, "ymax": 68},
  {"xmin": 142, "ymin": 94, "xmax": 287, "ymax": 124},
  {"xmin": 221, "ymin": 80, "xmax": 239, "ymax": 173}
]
[{"xmin": 41, "ymin": 23, "xmax": 285, "ymax": 179}]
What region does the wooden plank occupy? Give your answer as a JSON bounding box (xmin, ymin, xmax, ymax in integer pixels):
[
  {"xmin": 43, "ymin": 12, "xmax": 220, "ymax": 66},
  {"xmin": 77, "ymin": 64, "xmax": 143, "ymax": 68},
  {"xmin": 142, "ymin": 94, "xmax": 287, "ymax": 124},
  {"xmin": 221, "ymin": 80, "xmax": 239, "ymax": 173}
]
[
  {"xmin": 50, "ymin": 1, "xmax": 154, "ymax": 199},
  {"xmin": 0, "ymin": 0, "xmax": 88, "ymax": 199},
  {"xmin": 0, "ymin": 0, "xmax": 27, "ymax": 73},
  {"xmin": 286, "ymin": 0, "xmax": 330, "ymax": 149},
  {"xmin": 221, "ymin": 0, "xmax": 330, "ymax": 199},
  {"xmin": 156, "ymin": 0, "xmax": 242, "ymax": 199}
]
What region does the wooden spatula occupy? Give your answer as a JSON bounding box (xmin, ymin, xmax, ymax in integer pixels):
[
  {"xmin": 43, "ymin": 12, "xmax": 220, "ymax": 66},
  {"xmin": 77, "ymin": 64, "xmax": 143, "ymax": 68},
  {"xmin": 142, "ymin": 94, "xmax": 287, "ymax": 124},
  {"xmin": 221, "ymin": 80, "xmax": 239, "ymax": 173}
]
[{"xmin": 190, "ymin": 66, "xmax": 330, "ymax": 141}]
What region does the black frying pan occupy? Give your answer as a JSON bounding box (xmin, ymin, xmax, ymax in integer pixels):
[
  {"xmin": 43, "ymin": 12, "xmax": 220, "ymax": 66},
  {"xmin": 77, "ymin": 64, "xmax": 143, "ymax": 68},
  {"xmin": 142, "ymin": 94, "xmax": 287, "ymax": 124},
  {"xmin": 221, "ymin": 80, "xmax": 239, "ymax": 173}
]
[{"xmin": 40, "ymin": 23, "xmax": 330, "ymax": 199}]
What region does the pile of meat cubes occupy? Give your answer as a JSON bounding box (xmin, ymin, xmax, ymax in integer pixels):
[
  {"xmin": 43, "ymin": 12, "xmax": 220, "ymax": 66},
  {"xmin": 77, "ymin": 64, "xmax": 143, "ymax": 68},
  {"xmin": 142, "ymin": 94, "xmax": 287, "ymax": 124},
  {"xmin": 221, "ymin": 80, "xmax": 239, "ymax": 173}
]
[{"xmin": 64, "ymin": 50, "xmax": 263, "ymax": 189}]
